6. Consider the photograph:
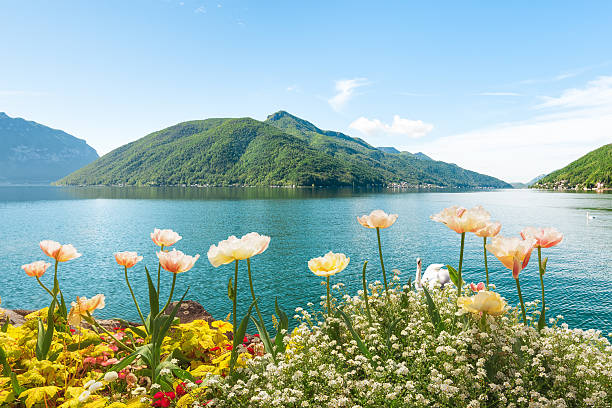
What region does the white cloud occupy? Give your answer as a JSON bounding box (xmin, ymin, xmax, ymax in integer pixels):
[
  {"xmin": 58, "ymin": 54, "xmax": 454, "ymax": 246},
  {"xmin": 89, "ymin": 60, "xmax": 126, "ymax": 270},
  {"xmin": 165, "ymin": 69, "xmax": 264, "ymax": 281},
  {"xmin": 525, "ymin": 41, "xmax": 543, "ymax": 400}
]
[
  {"xmin": 476, "ymin": 92, "xmax": 521, "ymax": 96},
  {"xmin": 286, "ymin": 85, "xmax": 299, "ymax": 92},
  {"xmin": 194, "ymin": 6, "xmax": 206, "ymax": 13},
  {"xmin": 328, "ymin": 78, "xmax": 368, "ymax": 111},
  {"xmin": 537, "ymin": 76, "xmax": 612, "ymax": 109},
  {"xmin": 349, "ymin": 115, "xmax": 434, "ymax": 141}
]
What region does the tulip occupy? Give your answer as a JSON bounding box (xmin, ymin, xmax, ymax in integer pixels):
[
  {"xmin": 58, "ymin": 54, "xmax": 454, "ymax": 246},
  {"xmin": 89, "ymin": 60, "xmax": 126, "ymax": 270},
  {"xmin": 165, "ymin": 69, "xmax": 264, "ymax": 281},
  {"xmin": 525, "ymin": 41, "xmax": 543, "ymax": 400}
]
[
  {"xmin": 114, "ymin": 251, "xmax": 143, "ymax": 268},
  {"xmin": 431, "ymin": 206, "xmax": 491, "ymax": 296},
  {"xmin": 39, "ymin": 240, "xmax": 82, "ymax": 262},
  {"xmin": 208, "ymin": 232, "xmax": 271, "ymax": 368},
  {"xmin": 115, "ymin": 251, "xmax": 146, "ymax": 328},
  {"xmin": 470, "ymin": 282, "xmax": 485, "ymax": 292},
  {"xmin": 357, "ymin": 210, "xmax": 397, "ymax": 301},
  {"xmin": 22, "ymin": 260, "xmax": 55, "ymax": 300},
  {"xmin": 308, "ymin": 252, "xmax": 350, "ymax": 315},
  {"xmin": 521, "ymin": 226, "xmax": 563, "ymax": 330},
  {"xmin": 156, "ymin": 249, "xmax": 200, "ymax": 314},
  {"xmin": 486, "ymin": 236, "xmax": 536, "ymax": 323},
  {"xmin": 68, "ymin": 294, "xmax": 106, "ymax": 327},
  {"xmin": 151, "ymin": 228, "xmax": 182, "ymax": 294},
  {"xmin": 457, "ymin": 290, "xmax": 508, "ymax": 316},
  {"xmin": 150, "ymin": 228, "xmax": 182, "ymax": 247},
  {"xmin": 474, "ymin": 221, "xmax": 502, "ymax": 288},
  {"xmin": 39, "ymin": 240, "xmax": 81, "ymax": 310}
]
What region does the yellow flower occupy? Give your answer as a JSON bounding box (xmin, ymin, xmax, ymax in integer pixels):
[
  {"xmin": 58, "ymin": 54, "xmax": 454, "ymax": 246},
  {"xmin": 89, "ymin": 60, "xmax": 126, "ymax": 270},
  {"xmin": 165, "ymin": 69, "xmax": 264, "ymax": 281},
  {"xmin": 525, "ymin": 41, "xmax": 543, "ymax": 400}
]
[
  {"xmin": 457, "ymin": 290, "xmax": 508, "ymax": 316},
  {"xmin": 39, "ymin": 240, "xmax": 82, "ymax": 262},
  {"xmin": 486, "ymin": 236, "xmax": 536, "ymax": 278},
  {"xmin": 430, "ymin": 205, "xmax": 490, "ymax": 234},
  {"xmin": 308, "ymin": 252, "xmax": 350, "ymax": 277},
  {"xmin": 357, "ymin": 210, "xmax": 398, "ymax": 229},
  {"xmin": 474, "ymin": 221, "xmax": 502, "ymax": 238}
]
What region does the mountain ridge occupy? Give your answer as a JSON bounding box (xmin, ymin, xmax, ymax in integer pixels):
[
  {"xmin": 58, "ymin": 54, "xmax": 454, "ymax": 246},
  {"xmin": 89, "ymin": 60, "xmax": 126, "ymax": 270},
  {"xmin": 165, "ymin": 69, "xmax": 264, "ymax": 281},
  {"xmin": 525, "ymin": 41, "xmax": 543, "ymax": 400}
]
[
  {"xmin": 56, "ymin": 111, "xmax": 512, "ymax": 188},
  {"xmin": 0, "ymin": 112, "xmax": 99, "ymax": 184}
]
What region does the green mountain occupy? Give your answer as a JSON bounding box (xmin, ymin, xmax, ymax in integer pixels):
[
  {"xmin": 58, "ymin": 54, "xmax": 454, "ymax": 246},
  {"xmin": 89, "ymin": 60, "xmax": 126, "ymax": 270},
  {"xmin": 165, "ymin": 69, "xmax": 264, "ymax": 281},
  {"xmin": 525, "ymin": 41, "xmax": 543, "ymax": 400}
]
[
  {"xmin": 533, "ymin": 143, "xmax": 612, "ymax": 189},
  {"xmin": 0, "ymin": 112, "xmax": 98, "ymax": 184},
  {"xmin": 56, "ymin": 111, "xmax": 511, "ymax": 188}
]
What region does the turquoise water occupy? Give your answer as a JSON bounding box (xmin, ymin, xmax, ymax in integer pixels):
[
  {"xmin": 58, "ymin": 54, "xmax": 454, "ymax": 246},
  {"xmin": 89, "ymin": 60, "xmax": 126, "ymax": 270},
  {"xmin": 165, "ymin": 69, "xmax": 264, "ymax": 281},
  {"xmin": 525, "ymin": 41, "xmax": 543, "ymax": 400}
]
[{"xmin": 1, "ymin": 186, "xmax": 610, "ymax": 333}]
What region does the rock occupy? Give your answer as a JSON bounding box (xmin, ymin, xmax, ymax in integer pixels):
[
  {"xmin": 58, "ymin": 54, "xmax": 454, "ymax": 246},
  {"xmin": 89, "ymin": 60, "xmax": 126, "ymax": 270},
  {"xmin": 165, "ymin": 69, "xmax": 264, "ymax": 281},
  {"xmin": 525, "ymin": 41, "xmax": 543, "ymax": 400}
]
[
  {"xmin": 1, "ymin": 309, "xmax": 28, "ymax": 326},
  {"xmin": 162, "ymin": 300, "xmax": 215, "ymax": 324}
]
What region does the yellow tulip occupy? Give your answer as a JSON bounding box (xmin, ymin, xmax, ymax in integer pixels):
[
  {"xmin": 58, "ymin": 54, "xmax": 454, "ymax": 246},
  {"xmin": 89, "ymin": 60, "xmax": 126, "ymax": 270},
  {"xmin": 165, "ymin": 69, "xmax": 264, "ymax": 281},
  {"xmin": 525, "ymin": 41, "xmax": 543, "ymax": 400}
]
[
  {"xmin": 457, "ymin": 290, "xmax": 508, "ymax": 316},
  {"xmin": 357, "ymin": 209, "xmax": 398, "ymax": 229},
  {"xmin": 308, "ymin": 252, "xmax": 350, "ymax": 277},
  {"xmin": 430, "ymin": 205, "xmax": 490, "ymax": 234}
]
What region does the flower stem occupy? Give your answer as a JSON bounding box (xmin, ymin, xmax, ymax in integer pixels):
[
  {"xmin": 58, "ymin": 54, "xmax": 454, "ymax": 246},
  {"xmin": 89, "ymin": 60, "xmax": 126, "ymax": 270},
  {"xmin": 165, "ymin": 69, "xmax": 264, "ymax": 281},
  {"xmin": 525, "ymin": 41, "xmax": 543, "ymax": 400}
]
[
  {"xmin": 361, "ymin": 261, "xmax": 372, "ymax": 324},
  {"xmin": 376, "ymin": 227, "xmax": 389, "ymax": 302},
  {"xmin": 232, "ymin": 260, "xmax": 238, "ymax": 338},
  {"xmin": 36, "ymin": 276, "xmax": 55, "ymax": 299},
  {"xmin": 124, "ymin": 266, "xmax": 147, "ymax": 329},
  {"xmin": 156, "ymin": 244, "xmax": 164, "ymax": 295},
  {"xmin": 247, "ymin": 258, "xmax": 266, "ymax": 330},
  {"xmin": 538, "ymin": 247, "xmax": 546, "ymax": 329},
  {"xmin": 483, "ymin": 237, "xmax": 489, "ymax": 289},
  {"xmin": 458, "ymin": 232, "xmax": 465, "ymax": 296},
  {"xmin": 326, "ymin": 276, "xmax": 331, "ymax": 317},
  {"xmin": 52, "ymin": 260, "xmax": 59, "ymax": 295},
  {"xmin": 160, "ymin": 272, "xmax": 177, "ymax": 315},
  {"xmin": 86, "ymin": 312, "xmax": 134, "ymax": 353},
  {"xmin": 515, "ymin": 277, "xmax": 527, "ymax": 323}
]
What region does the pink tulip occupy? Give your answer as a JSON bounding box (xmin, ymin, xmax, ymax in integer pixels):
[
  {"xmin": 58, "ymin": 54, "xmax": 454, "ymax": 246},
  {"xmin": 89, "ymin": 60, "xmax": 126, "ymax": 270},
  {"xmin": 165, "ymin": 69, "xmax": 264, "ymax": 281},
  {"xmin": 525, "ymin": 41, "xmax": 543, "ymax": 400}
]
[
  {"xmin": 114, "ymin": 251, "xmax": 143, "ymax": 268},
  {"xmin": 470, "ymin": 282, "xmax": 485, "ymax": 292},
  {"xmin": 430, "ymin": 206, "xmax": 491, "ymax": 234},
  {"xmin": 68, "ymin": 294, "xmax": 106, "ymax": 326},
  {"xmin": 157, "ymin": 249, "xmax": 200, "ymax": 274},
  {"xmin": 39, "ymin": 240, "xmax": 82, "ymax": 262},
  {"xmin": 474, "ymin": 221, "xmax": 502, "ymax": 238},
  {"xmin": 150, "ymin": 228, "xmax": 182, "ymax": 247},
  {"xmin": 520, "ymin": 227, "xmax": 563, "ymax": 248},
  {"xmin": 21, "ymin": 260, "xmax": 51, "ymax": 278},
  {"xmin": 486, "ymin": 236, "xmax": 536, "ymax": 279}
]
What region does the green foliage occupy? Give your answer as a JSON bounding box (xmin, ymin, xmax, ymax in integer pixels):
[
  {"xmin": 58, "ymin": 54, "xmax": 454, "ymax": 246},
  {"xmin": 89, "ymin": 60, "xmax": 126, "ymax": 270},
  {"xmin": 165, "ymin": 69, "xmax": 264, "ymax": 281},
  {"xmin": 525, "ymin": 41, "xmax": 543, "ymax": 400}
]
[
  {"xmin": 534, "ymin": 143, "xmax": 612, "ymax": 188},
  {"xmin": 55, "ymin": 112, "xmax": 511, "ymax": 188}
]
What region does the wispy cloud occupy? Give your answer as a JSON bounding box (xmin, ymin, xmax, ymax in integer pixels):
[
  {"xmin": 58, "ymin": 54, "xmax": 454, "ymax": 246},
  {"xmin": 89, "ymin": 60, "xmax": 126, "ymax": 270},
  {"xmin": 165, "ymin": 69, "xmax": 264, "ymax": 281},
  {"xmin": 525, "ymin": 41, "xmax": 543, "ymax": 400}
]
[
  {"xmin": 328, "ymin": 78, "xmax": 368, "ymax": 111},
  {"xmin": 286, "ymin": 85, "xmax": 300, "ymax": 92},
  {"xmin": 536, "ymin": 76, "xmax": 612, "ymax": 109},
  {"xmin": 476, "ymin": 92, "xmax": 521, "ymax": 96},
  {"xmin": 349, "ymin": 115, "xmax": 434, "ymax": 141},
  {"xmin": 194, "ymin": 6, "xmax": 206, "ymax": 13},
  {"xmin": 397, "ymin": 91, "xmax": 437, "ymax": 97}
]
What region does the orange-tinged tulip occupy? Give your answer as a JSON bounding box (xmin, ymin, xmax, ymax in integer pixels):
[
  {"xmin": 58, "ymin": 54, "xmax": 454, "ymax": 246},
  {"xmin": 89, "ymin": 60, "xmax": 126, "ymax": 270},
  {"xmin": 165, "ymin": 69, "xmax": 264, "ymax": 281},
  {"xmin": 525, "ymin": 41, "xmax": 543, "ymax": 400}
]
[
  {"xmin": 150, "ymin": 228, "xmax": 182, "ymax": 247},
  {"xmin": 114, "ymin": 251, "xmax": 143, "ymax": 268},
  {"xmin": 474, "ymin": 221, "xmax": 502, "ymax": 238},
  {"xmin": 486, "ymin": 236, "xmax": 536, "ymax": 279},
  {"xmin": 157, "ymin": 249, "xmax": 200, "ymax": 274},
  {"xmin": 357, "ymin": 210, "xmax": 398, "ymax": 229},
  {"xmin": 39, "ymin": 240, "xmax": 82, "ymax": 262},
  {"xmin": 308, "ymin": 252, "xmax": 350, "ymax": 277},
  {"xmin": 457, "ymin": 290, "xmax": 508, "ymax": 316},
  {"xmin": 68, "ymin": 294, "xmax": 105, "ymax": 326},
  {"xmin": 470, "ymin": 282, "xmax": 485, "ymax": 292},
  {"xmin": 430, "ymin": 205, "xmax": 491, "ymax": 234},
  {"xmin": 22, "ymin": 260, "xmax": 51, "ymax": 278},
  {"xmin": 520, "ymin": 227, "xmax": 563, "ymax": 248},
  {"xmin": 207, "ymin": 232, "xmax": 271, "ymax": 267}
]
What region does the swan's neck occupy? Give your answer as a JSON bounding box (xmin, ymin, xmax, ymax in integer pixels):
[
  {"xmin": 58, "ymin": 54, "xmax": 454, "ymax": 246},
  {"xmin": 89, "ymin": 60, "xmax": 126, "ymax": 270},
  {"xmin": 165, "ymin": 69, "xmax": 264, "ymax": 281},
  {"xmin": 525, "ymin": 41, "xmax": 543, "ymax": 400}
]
[{"xmin": 416, "ymin": 263, "xmax": 422, "ymax": 285}]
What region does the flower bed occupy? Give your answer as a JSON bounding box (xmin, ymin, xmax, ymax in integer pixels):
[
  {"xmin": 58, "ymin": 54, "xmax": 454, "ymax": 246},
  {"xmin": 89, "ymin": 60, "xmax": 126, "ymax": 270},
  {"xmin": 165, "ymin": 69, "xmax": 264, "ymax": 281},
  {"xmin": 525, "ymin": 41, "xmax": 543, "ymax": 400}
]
[{"xmin": 1, "ymin": 206, "xmax": 611, "ymax": 407}]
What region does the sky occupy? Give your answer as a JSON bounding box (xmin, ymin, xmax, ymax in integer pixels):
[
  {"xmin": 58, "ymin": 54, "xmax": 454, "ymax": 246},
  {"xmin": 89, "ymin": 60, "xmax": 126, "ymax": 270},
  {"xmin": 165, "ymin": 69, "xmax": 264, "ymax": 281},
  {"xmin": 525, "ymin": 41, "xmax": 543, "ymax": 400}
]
[{"xmin": 1, "ymin": 1, "xmax": 612, "ymax": 183}]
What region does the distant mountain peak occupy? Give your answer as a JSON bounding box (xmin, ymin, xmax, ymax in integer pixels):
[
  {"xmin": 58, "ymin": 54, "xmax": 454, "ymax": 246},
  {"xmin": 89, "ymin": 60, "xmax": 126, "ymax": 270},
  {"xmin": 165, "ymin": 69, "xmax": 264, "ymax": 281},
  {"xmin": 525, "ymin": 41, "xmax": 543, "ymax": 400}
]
[
  {"xmin": 377, "ymin": 147, "xmax": 401, "ymax": 154},
  {"xmin": 0, "ymin": 112, "xmax": 8, "ymax": 118}
]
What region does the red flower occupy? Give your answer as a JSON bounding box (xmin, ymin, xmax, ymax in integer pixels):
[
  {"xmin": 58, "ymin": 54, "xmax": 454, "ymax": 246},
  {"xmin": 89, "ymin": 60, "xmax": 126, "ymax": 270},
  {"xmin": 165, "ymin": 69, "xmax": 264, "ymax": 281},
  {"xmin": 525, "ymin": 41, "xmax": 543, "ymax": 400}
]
[
  {"xmin": 165, "ymin": 391, "xmax": 176, "ymax": 400},
  {"xmin": 247, "ymin": 347, "xmax": 254, "ymax": 354},
  {"xmin": 243, "ymin": 336, "xmax": 248, "ymax": 343},
  {"xmin": 209, "ymin": 346, "xmax": 220, "ymax": 352},
  {"xmin": 253, "ymin": 334, "xmax": 260, "ymax": 337},
  {"xmin": 225, "ymin": 345, "xmax": 233, "ymax": 351},
  {"xmin": 176, "ymin": 382, "xmax": 187, "ymax": 396},
  {"xmin": 195, "ymin": 379, "xmax": 203, "ymax": 385},
  {"xmin": 153, "ymin": 392, "xmax": 165, "ymax": 399}
]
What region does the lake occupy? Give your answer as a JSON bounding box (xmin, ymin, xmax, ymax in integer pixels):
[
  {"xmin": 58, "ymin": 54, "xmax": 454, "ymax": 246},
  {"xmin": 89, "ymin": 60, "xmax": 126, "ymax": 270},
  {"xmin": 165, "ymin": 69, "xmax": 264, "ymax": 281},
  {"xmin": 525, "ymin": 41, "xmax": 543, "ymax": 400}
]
[{"xmin": 1, "ymin": 186, "xmax": 610, "ymax": 334}]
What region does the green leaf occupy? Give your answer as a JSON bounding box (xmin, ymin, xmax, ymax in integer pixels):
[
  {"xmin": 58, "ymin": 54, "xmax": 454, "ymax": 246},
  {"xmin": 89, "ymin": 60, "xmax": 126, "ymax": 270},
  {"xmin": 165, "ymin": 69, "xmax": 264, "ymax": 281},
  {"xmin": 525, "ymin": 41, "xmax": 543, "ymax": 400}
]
[
  {"xmin": 385, "ymin": 318, "xmax": 402, "ymax": 353},
  {"xmin": 172, "ymin": 368, "xmax": 196, "ymax": 382},
  {"xmin": 158, "ymin": 288, "xmax": 189, "ymax": 340},
  {"xmin": 446, "ymin": 264, "xmax": 460, "ymax": 288},
  {"xmin": 10, "ymin": 372, "xmax": 25, "ymax": 396},
  {"xmin": 145, "ymin": 265, "xmax": 159, "ymax": 316},
  {"xmin": 274, "ymin": 297, "xmax": 289, "ymax": 331},
  {"xmin": 422, "ymin": 286, "xmax": 444, "ymax": 334},
  {"xmin": 542, "ymin": 257, "xmax": 548, "ymax": 275},
  {"xmin": 58, "ymin": 290, "xmax": 67, "ymax": 319},
  {"xmin": 35, "ymin": 319, "xmax": 45, "ymax": 361},
  {"xmin": 336, "ymin": 308, "xmax": 372, "ymax": 359},
  {"xmin": 99, "ymin": 349, "xmax": 142, "ymax": 380},
  {"xmin": 66, "ymin": 338, "xmax": 100, "ymax": 351},
  {"xmin": 0, "ymin": 344, "xmax": 12, "ymax": 377},
  {"xmin": 227, "ymin": 277, "xmax": 235, "ymax": 301},
  {"xmin": 250, "ymin": 316, "xmax": 276, "ymax": 361},
  {"xmin": 1, "ymin": 318, "xmax": 8, "ymax": 332}
]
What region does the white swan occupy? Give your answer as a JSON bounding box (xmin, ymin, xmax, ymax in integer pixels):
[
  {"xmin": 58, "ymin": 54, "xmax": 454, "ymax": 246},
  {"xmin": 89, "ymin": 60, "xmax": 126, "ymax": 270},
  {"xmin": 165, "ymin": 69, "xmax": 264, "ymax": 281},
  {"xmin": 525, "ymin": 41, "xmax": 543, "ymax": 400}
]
[
  {"xmin": 587, "ymin": 211, "xmax": 596, "ymax": 220},
  {"xmin": 415, "ymin": 258, "xmax": 450, "ymax": 290}
]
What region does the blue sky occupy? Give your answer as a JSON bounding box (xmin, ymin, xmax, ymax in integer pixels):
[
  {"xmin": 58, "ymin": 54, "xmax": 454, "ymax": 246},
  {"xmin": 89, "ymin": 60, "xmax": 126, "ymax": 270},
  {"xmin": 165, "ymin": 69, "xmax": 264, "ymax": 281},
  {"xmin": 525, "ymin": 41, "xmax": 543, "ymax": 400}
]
[{"xmin": 2, "ymin": 1, "xmax": 612, "ymax": 182}]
